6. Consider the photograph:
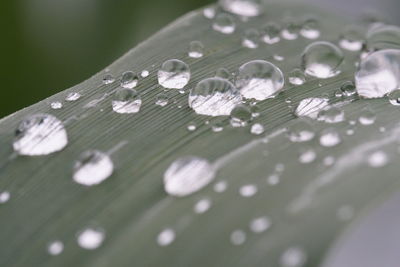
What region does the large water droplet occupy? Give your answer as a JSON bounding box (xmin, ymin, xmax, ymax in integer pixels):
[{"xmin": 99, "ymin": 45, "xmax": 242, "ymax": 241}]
[
  {"xmin": 73, "ymin": 150, "xmax": 114, "ymax": 186},
  {"xmin": 112, "ymin": 88, "xmax": 142, "ymax": 114},
  {"xmin": 13, "ymin": 114, "xmax": 68, "ymax": 156},
  {"xmin": 355, "ymin": 49, "xmax": 400, "ymax": 98},
  {"xmin": 189, "ymin": 77, "xmax": 242, "ymax": 116},
  {"xmin": 236, "ymin": 60, "xmax": 284, "ymax": 101},
  {"xmin": 120, "ymin": 71, "xmax": 138, "ymax": 89},
  {"xmin": 164, "ymin": 156, "xmax": 216, "ymax": 197},
  {"xmin": 77, "ymin": 227, "xmax": 105, "ymax": 250},
  {"xmin": 219, "ymin": 0, "xmax": 262, "ymax": 17},
  {"xmin": 213, "ymin": 13, "xmax": 236, "ymax": 34},
  {"xmin": 158, "ymin": 59, "xmax": 190, "ymax": 89},
  {"xmin": 294, "ymin": 97, "xmax": 329, "ymax": 119},
  {"xmin": 301, "ymin": 41, "xmax": 344, "ymax": 78}
]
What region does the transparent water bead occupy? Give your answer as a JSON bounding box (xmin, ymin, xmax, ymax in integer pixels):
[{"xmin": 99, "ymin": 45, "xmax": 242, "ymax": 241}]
[
  {"xmin": 164, "ymin": 156, "xmax": 216, "ymax": 197},
  {"xmin": 189, "ymin": 77, "xmax": 242, "ymax": 116},
  {"xmin": 358, "ymin": 108, "xmax": 376, "ymax": 125},
  {"xmin": 141, "ymin": 70, "xmax": 150, "ymax": 78},
  {"xmin": 219, "ymin": 0, "xmax": 262, "ymax": 17},
  {"xmin": 239, "ymin": 184, "xmax": 257, "ymax": 197},
  {"xmin": 366, "ymin": 24, "xmax": 400, "ymax": 51},
  {"xmin": 230, "ymin": 230, "xmax": 246, "ymax": 245},
  {"xmin": 294, "ymin": 97, "xmax": 329, "ymax": 119},
  {"xmin": 194, "ymin": 198, "xmax": 212, "ymax": 214},
  {"xmin": 261, "ymin": 22, "xmax": 281, "ymax": 44},
  {"xmin": 203, "ymin": 7, "xmax": 216, "ymax": 19},
  {"xmin": 155, "ymin": 93, "xmax": 169, "ymax": 107},
  {"xmin": 251, "ymin": 123, "xmax": 264, "ymax": 135},
  {"xmin": 13, "ymin": 114, "xmax": 68, "ymax": 156},
  {"xmin": 298, "ymin": 148, "xmax": 316, "ymax": 164},
  {"xmin": 317, "ymin": 106, "xmax": 345, "ymax": 123},
  {"xmin": 249, "ymin": 216, "xmax": 271, "ymax": 233},
  {"xmin": 47, "ymin": 241, "xmax": 64, "ymax": 255},
  {"xmin": 301, "ymin": 41, "xmax": 344, "ymax": 78},
  {"xmin": 50, "ymin": 101, "xmax": 63, "ymax": 109},
  {"xmin": 102, "ymin": 74, "xmax": 115, "ymax": 85},
  {"xmin": 242, "ymin": 28, "xmax": 260, "ymax": 49},
  {"xmin": 339, "ymin": 26, "xmax": 364, "ymax": 51},
  {"xmin": 288, "ymin": 69, "xmax": 306, "ymax": 86},
  {"xmin": 120, "ymin": 71, "xmax": 138, "ymax": 89},
  {"xmin": 388, "ymin": 89, "xmax": 400, "ymax": 105},
  {"xmin": 158, "ymin": 59, "xmax": 190, "ymax": 89},
  {"xmin": 288, "ymin": 119, "xmax": 315, "ymax": 142},
  {"xmin": 367, "ymin": 151, "xmax": 388, "ymax": 168},
  {"xmin": 281, "ymin": 21, "xmax": 300, "ymax": 40},
  {"xmin": 65, "ymin": 92, "xmax": 81, "ymax": 101},
  {"xmin": 280, "ymin": 247, "xmax": 307, "ymax": 267},
  {"xmin": 355, "ymin": 49, "xmax": 400, "ymax": 98},
  {"xmin": 112, "ymin": 88, "xmax": 142, "ymax": 114},
  {"xmin": 319, "ymin": 128, "xmax": 341, "ymax": 147},
  {"xmin": 230, "ymin": 104, "xmax": 252, "ymax": 127},
  {"xmin": 157, "ymin": 229, "xmax": 175, "ymax": 246},
  {"xmin": 340, "ymin": 81, "xmax": 357, "ymax": 97},
  {"xmin": 236, "ymin": 60, "xmax": 284, "ymax": 101},
  {"xmin": 77, "ymin": 228, "xmax": 105, "ymax": 250},
  {"xmin": 0, "ymin": 191, "xmax": 10, "ymax": 203},
  {"xmin": 73, "ymin": 150, "xmax": 114, "ymax": 186},
  {"xmin": 213, "ymin": 13, "xmax": 236, "ymax": 34},
  {"xmin": 188, "ymin": 41, "xmax": 204, "ymax": 58},
  {"xmin": 300, "ymin": 18, "xmax": 320, "ymax": 39}
]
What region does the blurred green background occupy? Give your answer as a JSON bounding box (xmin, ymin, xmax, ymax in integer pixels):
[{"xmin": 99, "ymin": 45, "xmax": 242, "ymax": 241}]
[{"xmin": 4, "ymin": 0, "xmax": 213, "ymax": 118}]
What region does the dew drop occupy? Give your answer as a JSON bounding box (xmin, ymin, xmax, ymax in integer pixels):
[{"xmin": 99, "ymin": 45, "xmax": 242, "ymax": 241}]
[
  {"xmin": 50, "ymin": 101, "xmax": 63, "ymax": 110},
  {"xmin": 358, "ymin": 108, "xmax": 376, "ymax": 125},
  {"xmin": 187, "ymin": 122, "xmax": 197, "ymax": 131},
  {"xmin": 141, "ymin": 70, "xmax": 150, "ymax": 78},
  {"xmin": 340, "ymin": 81, "xmax": 357, "ymax": 97},
  {"xmin": 300, "ymin": 18, "xmax": 320, "ymax": 39},
  {"xmin": 112, "ymin": 88, "xmax": 142, "ymax": 114},
  {"xmin": 155, "ymin": 93, "xmax": 169, "ymax": 107},
  {"xmin": 287, "ymin": 119, "xmax": 315, "ymax": 142},
  {"xmin": 281, "ymin": 21, "xmax": 300, "ymax": 40},
  {"xmin": 77, "ymin": 228, "xmax": 105, "ymax": 250},
  {"xmin": 388, "ymin": 89, "xmax": 400, "ymax": 105},
  {"xmin": 120, "ymin": 71, "xmax": 138, "ymax": 89},
  {"xmin": 65, "ymin": 92, "xmax": 81, "ymax": 102},
  {"xmin": 299, "ymin": 148, "xmax": 316, "ymax": 164},
  {"xmin": 230, "ymin": 104, "xmax": 252, "ymax": 127},
  {"xmin": 280, "ymin": 247, "xmax": 307, "ymax": 267},
  {"xmin": 251, "ymin": 123, "xmax": 265, "ymax": 135},
  {"xmin": 355, "ymin": 49, "xmax": 400, "ymax": 98},
  {"xmin": 203, "ymin": 6, "xmax": 216, "ymax": 19},
  {"xmin": 214, "ymin": 180, "xmax": 228, "ymax": 192},
  {"xmin": 317, "ymin": 106, "xmax": 345, "ymax": 123},
  {"xmin": 239, "ymin": 184, "xmax": 257, "ymax": 197},
  {"xmin": 367, "ymin": 151, "xmax": 388, "ymax": 167},
  {"xmin": 102, "ymin": 74, "xmax": 115, "ymax": 85},
  {"xmin": 47, "ymin": 241, "xmax": 64, "ymax": 255},
  {"xmin": 219, "ymin": 0, "xmax": 262, "ymax": 17},
  {"xmin": 236, "ymin": 60, "xmax": 284, "ymax": 101},
  {"xmin": 13, "ymin": 114, "xmax": 68, "ymax": 156},
  {"xmin": 242, "ymin": 28, "xmax": 260, "ymax": 49},
  {"xmin": 319, "ymin": 128, "xmax": 341, "ymax": 147},
  {"xmin": 339, "ymin": 26, "xmax": 364, "ymax": 51},
  {"xmin": 294, "ymin": 97, "xmax": 329, "ymax": 119},
  {"xmin": 164, "ymin": 156, "xmax": 215, "ymax": 197},
  {"xmin": 157, "ymin": 228, "xmax": 175, "ymax": 246},
  {"xmin": 73, "ymin": 150, "xmax": 114, "ymax": 186},
  {"xmin": 288, "ymin": 69, "xmax": 306, "ymax": 86},
  {"xmin": 249, "ymin": 216, "xmax": 271, "ymax": 233},
  {"xmin": 301, "ymin": 41, "xmax": 344, "ymax": 78},
  {"xmin": 189, "ymin": 77, "xmax": 242, "ymax": 116},
  {"xmin": 261, "ymin": 22, "xmax": 281, "ymax": 44},
  {"xmin": 230, "ymin": 230, "xmax": 246, "ymax": 245},
  {"xmin": 0, "ymin": 191, "xmax": 10, "ymax": 204},
  {"xmin": 213, "ymin": 13, "xmax": 236, "ymax": 34},
  {"xmin": 194, "ymin": 198, "xmax": 212, "ymax": 214},
  {"xmin": 158, "ymin": 59, "xmax": 191, "ymax": 89},
  {"xmin": 188, "ymin": 41, "xmax": 204, "ymax": 58}
]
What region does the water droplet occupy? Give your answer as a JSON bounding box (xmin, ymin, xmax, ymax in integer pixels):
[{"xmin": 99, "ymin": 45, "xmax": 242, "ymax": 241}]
[
  {"xmin": 281, "ymin": 21, "xmax": 300, "ymax": 40},
  {"xmin": 261, "ymin": 22, "xmax": 281, "ymax": 44},
  {"xmin": 288, "ymin": 119, "xmax": 315, "ymax": 142},
  {"xmin": 154, "ymin": 93, "xmax": 168, "ymax": 107},
  {"xmin": 219, "ymin": 0, "xmax": 262, "ymax": 17},
  {"xmin": 77, "ymin": 228, "xmax": 105, "ymax": 250},
  {"xmin": 355, "ymin": 49, "xmax": 400, "ymax": 98},
  {"xmin": 317, "ymin": 106, "xmax": 345, "ymax": 123},
  {"xmin": 249, "ymin": 216, "xmax": 271, "ymax": 233},
  {"xmin": 366, "ymin": 24, "xmax": 400, "ymax": 51},
  {"xmin": 194, "ymin": 198, "xmax": 212, "ymax": 214},
  {"xmin": 242, "ymin": 28, "xmax": 260, "ymax": 49},
  {"xmin": 239, "ymin": 184, "xmax": 257, "ymax": 197},
  {"xmin": 280, "ymin": 247, "xmax": 307, "ymax": 267},
  {"xmin": 367, "ymin": 151, "xmax": 388, "ymax": 167},
  {"xmin": 210, "ymin": 117, "xmax": 226, "ymax": 132},
  {"xmin": 267, "ymin": 173, "xmax": 280, "ymax": 185},
  {"xmin": 323, "ymin": 156, "xmax": 336, "ymax": 166},
  {"xmin": 189, "ymin": 77, "xmax": 242, "ymax": 116},
  {"xmin": 301, "ymin": 41, "xmax": 344, "ymax": 78},
  {"xmin": 236, "ymin": 60, "xmax": 284, "ymax": 101},
  {"xmin": 230, "ymin": 230, "xmax": 246, "ymax": 245},
  {"xmin": 340, "ymin": 81, "xmax": 357, "ymax": 97},
  {"xmin": 164, "ymin": 156, "xmax": 215, "ymax": 197},
  {"xmin": 299, "ymin": 148, "xmax": 316, "ymax": 164},
  {"xmin": 230, "ymin": 104, "xmax": 252, "ymax": 127},
  {"xmin": 187, "ymin": 122, "xmax": 197, "ymax": 131},
  {"xmin": 358, "ymin": 108, "xmax": 376, "ymax": 125},
  {"xmin": 294, "ymin": 97, "xmax": 329, "ymax": 119},
  {"xmin": 273, "ymin": 54, "xmax": 285, "ymax": 62},
  {"xmin": 73, "ymin": 150, "xmax": 114, "ymax": 186},
  {"xmin": 65, "ymin": 92, "xmax": 81, "ymax": 102},
  {"xmin": 50, "ymin": 101, "xmax": 63, "ymax": 110},
  {"xmin": 157, "ymin": 228, "xmax": 175, "ymax": 246},
  {"xmin": 203, "ymin": 6, "xmax": 216, "ymax": 19},
  {"xmin": 188, "ymin": 41, "xmax": 204, "ymax": 58},
  {"xmin": 251, "ymin": 123, "xmax": 265, "ymax": 135},
  {"xmin": 388, "ymin": 89, "xmax": 400, "ymax": 105},
  {"xmin": 0, "ymin": 191, "xmax": 10, "ymax": 203},
  {"xmin": 158, "ymin": 59, "xmax": 191, "ymax": 89},
  {"xmin": 288, "ymin": 69, "xmax": 306, "ymax": 86},
  {"xmin": 339, "ymin": 26, "xmax": 364, "ymax": 51},
  {"xmin": 47, "ymin": 241, "xmax": 64, "ymax": 255},
  {"xmin": 141, "ymin": 70, "xmax": 150, "ymax": 78},
  {"xmin": 102, "ymin": 74, "xmax": 115, "ymax": 85},
  {"xmin": 300, "ymin": 18, "xmax": 320, "ymax": 39},
  {"xmin": 319, "ymin": 128, "xmax": 341, "ymax": 147},
  {"xmin": 213, "ymin": 13, "xmax": 236, "ymax": 34},
  {"xmin": 120, "ymin": 71, "xmax": 138, "ymax": 89},
  {"xmin": 112, "ymin": 88, "xmax": 142, "ymax": 114},
  {"xmin": 13, "ymin": 114, "xmax": 68, "ymax": 156},
  {"xmin": 214, "ymin": 180, "xmax": 228, "ymax": 192}
]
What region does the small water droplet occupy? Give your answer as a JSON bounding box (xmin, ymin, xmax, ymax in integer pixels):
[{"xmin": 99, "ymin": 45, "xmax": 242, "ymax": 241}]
[
  {"xmin": 214, "ymin": 180, "xmax": 228, "ymax": 192},
  {"xmin": 242, "ymin": 28, "xmax": 260, "ymax": 49},
  {"xmin": 367, "ymin": 151, "xmax": 388, "ymax": 167},
  {"xmin": 249, "ymin": 216, "xmax": 271, "ymax": 233},
  {"xmin": 239, "ymin": 184, "xmax": 257, "ymax": 197},
  {"xmin": 77, "ymin": 227, "xmax": 105, "ymax": 250},
  {"xmin": 250, "ymin": 123, "xmax": 265, "ymax": 135},
  {"xmin": 188, "ymin": 41, "xmax": 204, "ymax": 58},
  {"xmin": 203, "ymin": 6, "xmax": 216, "ymax": 19},
  {"xmin": 13, "ymin": 114, "xmax": 68, "ymax": 156},
  {"xmin": 0, "ymin": 191, "xmax": 10, "ymax": 203},
  {"xmin": 319, "ymin": 128, "xmax": 341, "ymax": 147},
  {"xmin": 261, "ymin": 22, "xmax": 281, "ymax": 44},
  {"xmin": 288, "ymin": 69, "xmax": 306, "ymax": 85},
  {"xmin": 280, "ymin": 247, "xmax": 307, "ymax": 267},
  {"xmin": 73, "ymin": 150, "xmax": 114, "ymax": 186},
  {"xmin": 294, "ymin": 97, "xmax": 329, "ymax": 119},
  {"xmin": 50, "ymin": 101, "xmax": 63, "ymax": 109},
  {"xmin": 300, "ymin": 18, "xmax": 320, "ymax": 39},
  {"xmin": 236, "ymin": 60, "xmax": 284, "ymax": 101},
  {"xmin": 189, "ymin": 77, "xmax": 242, "ymax": 116},
  {"xmin": 112, "ymin": 88, "xmax": 142, "ymax": 114},
  {"xmin": 388, "ymin": 89, "xmax": 400, "ymax": 105},
  {"xmin": 187, "ymin": 122, "xmax": 197, "ymax": 131},
  {"xmin": 301, "ymin": 41, "xmax": 344, "ymax": 78},
  {"xmin": 120, "ymin": 71, "xmax": 138, "ymax": 89},
  {"xmin": 158, "ymin": 59, "xmax": 191, "ymax": 89},
  {"xmin": 230, "ymin": 230, "xmax": 246, "ymax": 245},
  {"xmin": 281, "ymin": 21, "xmax": 300, "ymax": 40},
  {"xmin": 298, "ymin": 148, "xmax": 316, "ymax": 164},
  {"xmin": 155, "ymin": 93, "xmax": 169, "ymax": 107},
  {"xmin": 164, "ymin": 156, "xmax": 215, "ymax": 197},
  {"xmin": 219, "ymin": 0, "xmax": 262, "ymax": 17},
  {"xmin": 47, "ymin": 240, "xmax": 64, "ymax": 255},
  {"xmin": 340, "ymin": 81, "xmax": 357, "ymax": 97},
  {"xmin": 194, "ymin": 198, "xmax": 212, "ymax": 214},
  {"xmin": 66, "ymin": 92, "xmax": 81, "ymax": 102},
  {"xmin": 317, "ymin": 106, "xmax": 345, "ymax": 123},
  {"xmin": 358, "ymin": 108, "xmax": 376, "ymax": 125},
  {"xmin": 141, "ymin": 70, "xmax": 150, "ymax": 78},
  {"xmin": 339, "ymin": 26, "xmax": 364, "ymax": 51},
  {"xmin": 102, "ymin": 74, "xmax": 115, "ymax": 85},
  {"xmin": 157, "ymin": 228, "xmax": 175, "ymax": 246},
  {"xmin": 230, "ymin": 104, "xmax": 252, "ymax": 127},
  {"xmin": 288, "ymin": 119, "xmax": 315, "ymax": 142},
  {"xmin": 213, "ymin": 13, "xmax": 236, "ymax": 34}
]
